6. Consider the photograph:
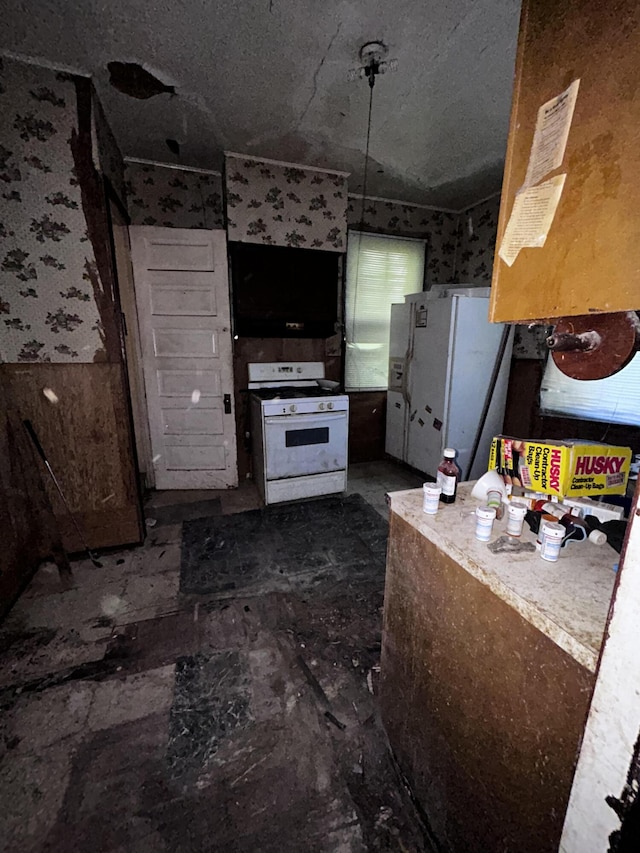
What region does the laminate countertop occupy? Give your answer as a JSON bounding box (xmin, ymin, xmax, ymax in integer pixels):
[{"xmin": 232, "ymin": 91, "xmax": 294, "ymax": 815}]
[{"xmin": 388, "ymin": 483, "xmax": 618, "ymax": 672}]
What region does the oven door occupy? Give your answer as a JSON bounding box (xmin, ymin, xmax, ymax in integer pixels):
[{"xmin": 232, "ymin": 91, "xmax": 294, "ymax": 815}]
[{"xmin": 263, "ymin": 411, "xmax": 348, "ymax": 480}]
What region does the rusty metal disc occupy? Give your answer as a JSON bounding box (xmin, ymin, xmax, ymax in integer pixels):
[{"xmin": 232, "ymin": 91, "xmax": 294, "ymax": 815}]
[{"xmin": 550, "ymin": 312, "xmax": 638, "ymax": 380}]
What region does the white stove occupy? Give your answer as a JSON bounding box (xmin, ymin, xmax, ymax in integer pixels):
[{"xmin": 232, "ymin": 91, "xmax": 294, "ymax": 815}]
[{"xmin": 249, "ymin": 362, "xmax": 349, "ymax": 505}]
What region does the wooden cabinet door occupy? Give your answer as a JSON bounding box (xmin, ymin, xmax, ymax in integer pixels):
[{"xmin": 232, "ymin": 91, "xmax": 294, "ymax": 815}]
[{"xmin": 489, "ymin": 0, "xmax": 640, "ymax": 323}]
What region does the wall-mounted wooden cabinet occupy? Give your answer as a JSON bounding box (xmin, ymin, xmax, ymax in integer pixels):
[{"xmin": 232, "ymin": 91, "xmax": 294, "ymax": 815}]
[{"xmin": 490, "ymin": 0, "xmax": 640, "ymax": 323}]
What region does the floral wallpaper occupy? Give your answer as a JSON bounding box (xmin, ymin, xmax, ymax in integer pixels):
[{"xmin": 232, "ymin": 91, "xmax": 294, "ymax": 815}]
[
  {"xmin": 225, "ymin": 154, "xmax": 348, "ymax": 251},
  {"xmin": 455, "ymin": 195, "xmax": 501, "ymax": 283},
  {"xmin": 347, "ymin": 196, "xmax": 459, "ymax": 284},
  {"xmin": 0, "ymin": 57, "xmax": 107, "ymax": 363},
  {"xmin": 125, "ymin": 162, "xmax": 224, "ymax": 229},
  {"xmin": 513, "ymin": 324, "xmax": 549, "ymax": 360}
]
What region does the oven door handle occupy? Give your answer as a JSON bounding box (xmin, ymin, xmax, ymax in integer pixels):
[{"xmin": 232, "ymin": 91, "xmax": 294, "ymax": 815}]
[{"xmin": 264, "ymin": 411, "xmax": 348, "ymax": 426}]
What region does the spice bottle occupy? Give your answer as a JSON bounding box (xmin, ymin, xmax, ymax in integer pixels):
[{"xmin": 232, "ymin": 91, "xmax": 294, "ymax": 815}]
[{"xmin": 437, "ymin": 448, "xmax": 459, "ymax": 504}]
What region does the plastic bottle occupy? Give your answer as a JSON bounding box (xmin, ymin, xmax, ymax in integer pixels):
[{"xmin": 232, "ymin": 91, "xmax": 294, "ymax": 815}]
[
  {"xmin": 475, "ymin": 506, "xmax": 497, "ymax": 541},
  {"xmin": 486, "ymin": 488, "xmax": 505, "ymax": 520},
  {"xmin": 437, "ymin": 448, "xmax": 459, "ymax": 504},
  {"xmin": 506, "ymin": 501, "xmax": 527, "ymax": 537},
  {"xmin": 422, "ymin": 483, "xmax": 441, "ymax": 515},
  {"xmin": 540, "ymin": 522, "xmax": 564, "ymax": 562}
]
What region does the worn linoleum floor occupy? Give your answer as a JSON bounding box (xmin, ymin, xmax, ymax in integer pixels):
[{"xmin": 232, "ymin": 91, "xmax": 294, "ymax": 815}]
[{"xmin": 0, "ymin": 462, "xmax": 427, "ymax": 853}]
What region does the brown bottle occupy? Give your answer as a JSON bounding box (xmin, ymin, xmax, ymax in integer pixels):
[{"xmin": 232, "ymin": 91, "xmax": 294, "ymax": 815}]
[{"xmin": 437, "ymin": 448, "xmax": 459, "ymax": 504}]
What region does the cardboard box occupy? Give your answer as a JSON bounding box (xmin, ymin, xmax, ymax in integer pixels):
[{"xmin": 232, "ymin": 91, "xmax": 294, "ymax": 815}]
[{"xmin": 488, "ymin": 436, "xmax": 632, "ymax": 499}]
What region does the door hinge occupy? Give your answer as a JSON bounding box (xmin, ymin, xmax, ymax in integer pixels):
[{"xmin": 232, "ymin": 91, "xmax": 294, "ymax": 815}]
[{"xmin": 224, "ymin": 394, "xmax": 232, "ymax": 414}]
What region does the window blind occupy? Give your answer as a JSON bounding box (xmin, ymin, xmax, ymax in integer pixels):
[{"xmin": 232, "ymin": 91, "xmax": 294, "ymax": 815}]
[
  {"xmin": 540, "ymin": 352, "xmax": 640, "ymax": 426},
  {"xmin": 345, "ymin": 232, "xmax": 425, "ymax": 391}
]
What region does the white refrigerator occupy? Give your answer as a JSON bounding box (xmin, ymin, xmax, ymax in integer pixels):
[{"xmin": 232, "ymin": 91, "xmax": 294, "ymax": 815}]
[{"xmin": 386, "ymin": 286, "xmax": 513, "ymax": 480}]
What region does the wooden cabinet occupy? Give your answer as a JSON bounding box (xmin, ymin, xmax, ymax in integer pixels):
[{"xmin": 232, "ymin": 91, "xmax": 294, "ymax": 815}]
[
  {"xmin": 380, "ymin": 486, "xmax": 614, "ymax": 852},
  {"xmin": 490, "ymin": 0, "xmax": 640, "ymax": 323}
]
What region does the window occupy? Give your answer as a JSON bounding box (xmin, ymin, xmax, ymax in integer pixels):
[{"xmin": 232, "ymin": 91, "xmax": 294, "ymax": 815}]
[
  {"xmin": 540, "ymin": 353, "xmax": 640, "ymax": 426},
  {"xmin": 345, "ymin": 232, "xmax": 425, "ymax": 391}
]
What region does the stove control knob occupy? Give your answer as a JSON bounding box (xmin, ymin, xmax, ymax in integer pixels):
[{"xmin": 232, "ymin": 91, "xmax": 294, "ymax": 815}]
[
  {"xmin": 318, "ymin": 402, "xmax": 325, "ymax": 410},
  {"xmin": 289, "ymin": 404, "xmax": 297, "ymax": 413},
  {"xmin": 327, "ymin": 401, "xmax": 334, "ymax": 410}
]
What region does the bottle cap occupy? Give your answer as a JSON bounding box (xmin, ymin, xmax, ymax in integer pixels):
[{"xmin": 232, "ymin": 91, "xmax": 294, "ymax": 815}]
[
  {"xmin": 443, "ymin": 448, "xmax": 456, "ymax": 458},
  {"xmin": 423, "ymin": 483, "xmax": 441, "ymax": 496},
  {"xmin": 476, "ymin": 505, "xmax": 497, "ymax": 520},
  {"xmin": 507, "ymin": 501, "xmax": 527, "ymax": 518},
  {"xmin": 542, "ymin": 521, "xmax": 564, "ymax": 540},
  {"xmin": 588, "ymin": 529, "xmax": 607, "ymax": 545}
]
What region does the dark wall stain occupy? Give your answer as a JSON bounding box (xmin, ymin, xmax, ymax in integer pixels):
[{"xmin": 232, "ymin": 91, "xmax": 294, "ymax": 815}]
[
  {"xmin": 607, "ymin": 730, "xmax": 640, "ymax": 852},
  {"xmin": 70, "ymin": 77, "xmax": 122, "ymax": 364},
  {"xmin": 107, "ymin": 62, "xmax": 175, "ymax": 100}
]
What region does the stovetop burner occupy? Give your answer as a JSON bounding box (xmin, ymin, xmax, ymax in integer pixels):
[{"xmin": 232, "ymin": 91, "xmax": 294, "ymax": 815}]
[{"xmin": 251, "ymin": 386, "xmax": 343, "ymax": 400}]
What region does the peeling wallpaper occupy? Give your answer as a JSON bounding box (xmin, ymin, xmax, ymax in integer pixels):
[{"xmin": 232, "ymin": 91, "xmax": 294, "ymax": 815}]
[
  {"xmin": 125, "ymin": 162, "xmax": 224, "ymax": 228},
  {"xmin": 225, "ymin": 154, "xmax": 348, "ymax": 251},
  {"xmin": 0, "ymin": 57, "xmax": 107, "ymax": 363},
  {"xmin": 92, "ymin": 95, "xmax": 126, "ymax": 205},
  {"xmin": 347, "ymin": 196, "xmax": 458, "ymax": 284}
]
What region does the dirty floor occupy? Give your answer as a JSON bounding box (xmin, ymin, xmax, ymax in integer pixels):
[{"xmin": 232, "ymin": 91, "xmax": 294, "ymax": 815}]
[{"xmin": 0, "ymin": 462, "xmax": 430, "ymax": 853}]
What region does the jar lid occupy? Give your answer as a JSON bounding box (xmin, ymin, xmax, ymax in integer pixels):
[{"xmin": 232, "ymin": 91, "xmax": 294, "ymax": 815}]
[
  {"xmin": 443, "ymin": 448, "xmax": 456, "ymax": 458},
  {"xmin": 508, "ymin": 501, "xmax": 527, "ymax": 517},
  {"xmin": 476, "ymin": 505, "xmax": 497, "ymax": 519},
  {"xmin": 423, "ymin": 482, "xmax": 441, "ymax": 494},
  {"xmin": 542, "ymin": 521, "xmax": 564, "ymax": 539}
]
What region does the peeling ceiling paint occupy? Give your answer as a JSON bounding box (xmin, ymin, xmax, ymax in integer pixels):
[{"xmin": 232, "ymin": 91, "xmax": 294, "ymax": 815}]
[{"xmin": 1, "ymin": 0, "xmax": 521, "ymax": 208}]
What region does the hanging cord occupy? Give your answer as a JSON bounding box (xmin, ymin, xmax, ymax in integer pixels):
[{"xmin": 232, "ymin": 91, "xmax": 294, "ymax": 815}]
[{"xmin": 348, "ymin": 69, "xmax": 376, "ymax": 378}]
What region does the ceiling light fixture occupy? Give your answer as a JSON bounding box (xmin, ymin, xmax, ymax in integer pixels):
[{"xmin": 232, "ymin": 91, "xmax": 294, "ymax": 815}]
[
  {"xmin": 347, "ymin": 41, "xmax": 397, "ymax": 357},
  {"xmin": 349, "ymin": 41, "xmax": 397, "ymax": 226}
]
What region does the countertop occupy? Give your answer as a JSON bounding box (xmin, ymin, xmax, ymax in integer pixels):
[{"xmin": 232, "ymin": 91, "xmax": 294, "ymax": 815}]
[{"xmin": 388, "ymin": 483, "xmax": 618, "ymax": 672}]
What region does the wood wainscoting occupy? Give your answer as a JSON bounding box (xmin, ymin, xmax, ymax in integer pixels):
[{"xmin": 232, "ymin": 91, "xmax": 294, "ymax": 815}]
[
  {"xmin": 1, "ymin": 362, "xmax": 143, "ymax": 553},
  {"xmin": 348, "ymin": 391, "xmax": 387, "ymax": 464}
]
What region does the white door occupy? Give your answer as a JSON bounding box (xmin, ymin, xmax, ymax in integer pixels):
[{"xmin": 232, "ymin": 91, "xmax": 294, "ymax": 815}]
[{"xmin": 130, "ymin": 227, "xmax": 238, "ymax": 490}]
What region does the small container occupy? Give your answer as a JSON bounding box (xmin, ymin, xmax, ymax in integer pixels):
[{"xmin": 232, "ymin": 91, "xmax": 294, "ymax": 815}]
[
  {"xmin": 437, "ymin": 448, "xmax": 459, "ymax": 504},
  {"xmin": 422, "ymin": 483, "xmax": 441, "ymax": 515},
  {"xmin": 506, "ymin": 501, "xmax": 527, "ymax": 537},
  {"xmin": 588, "ymin": 529, "xmax": 607, "ymax": 545},
  {"xmin": 475, "ymin": 505, "xmax": 497, "ymax": 541},
  {"xmin": 540, "ymin": 521, "xmax": 564, "ymax": 562},
  {"xmin": 486, "ymin": 488, "xmax": 504, "ymax": 519},
  {"xmin": 536, "ymin": 514, "xmax": 558, "ymax": 544}
]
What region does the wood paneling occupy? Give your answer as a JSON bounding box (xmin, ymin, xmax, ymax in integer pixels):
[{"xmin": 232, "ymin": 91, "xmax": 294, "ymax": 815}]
[
  {"xmin": 490, "ymin": 0, "xmax": 640, "ymax": 322},
  {"xmin": 1, "ymin": 363, "xmax": 143, "ymax": 552},
  {"xmin": 0, "ymin": 374, "xmax": 71, "ymax": 617},
  {"xmin": 348, "ymin": 392, "xmax": 387, "ymax": 464},
  {"xmin": 381, "ymin": 512, "xmax": 594, "ymax": 853}
]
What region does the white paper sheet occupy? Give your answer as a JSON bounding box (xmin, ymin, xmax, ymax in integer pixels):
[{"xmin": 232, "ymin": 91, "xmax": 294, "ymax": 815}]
[
  {"xmin": 524, "ymin": 79, "xmax": 580, "ymax": 188},
  {"xmin": 498, "ymin": 174, "xmax": 567, "ymax": 267}
]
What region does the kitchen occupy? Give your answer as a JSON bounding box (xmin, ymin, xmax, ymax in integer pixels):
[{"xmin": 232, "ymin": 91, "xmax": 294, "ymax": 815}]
[{"xmin": 1, "ymin": 0, "xmax": 640, "ymax": 850}]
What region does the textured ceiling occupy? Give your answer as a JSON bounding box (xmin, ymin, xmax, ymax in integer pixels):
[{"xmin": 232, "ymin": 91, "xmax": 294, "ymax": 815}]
[{"xmin": 1, "ymin": 0, "xmax": 521, "ymax": 208}]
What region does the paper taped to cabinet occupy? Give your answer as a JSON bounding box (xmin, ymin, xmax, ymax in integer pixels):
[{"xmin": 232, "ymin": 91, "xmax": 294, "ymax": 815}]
[
  {"xmin": 524, "ymin": 79, "xmax": 580, "ymax": 188},
  {"xmin": 498, "ymin": 174, "xmax": 566, "ymax": 267}
]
